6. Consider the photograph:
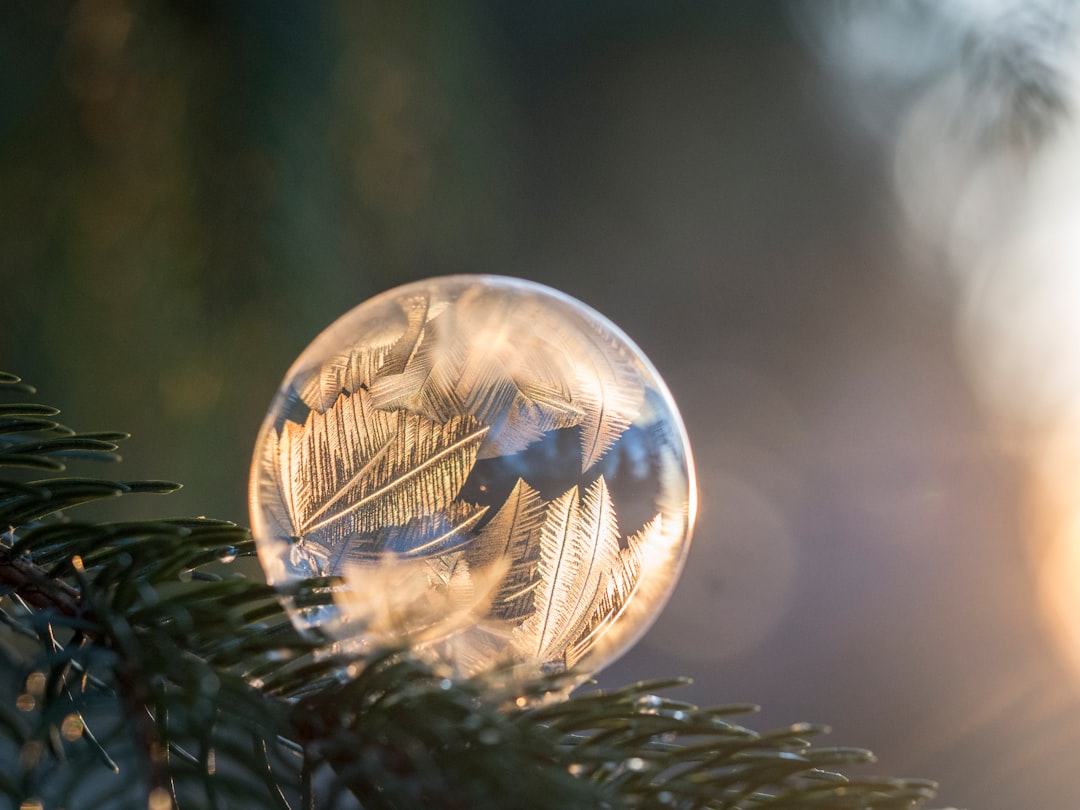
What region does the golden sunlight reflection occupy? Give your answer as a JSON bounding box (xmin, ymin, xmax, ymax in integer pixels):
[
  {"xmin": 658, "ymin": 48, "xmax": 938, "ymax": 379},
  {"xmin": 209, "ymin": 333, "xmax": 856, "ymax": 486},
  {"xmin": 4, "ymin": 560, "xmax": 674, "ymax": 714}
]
[
  {"xmin": 894, "ymin": 45, "xmax": 1080, "ymax": 684},
  {"xmin": 1031, "ymin": 423, "xmax": 1080, "ymax": 679}
]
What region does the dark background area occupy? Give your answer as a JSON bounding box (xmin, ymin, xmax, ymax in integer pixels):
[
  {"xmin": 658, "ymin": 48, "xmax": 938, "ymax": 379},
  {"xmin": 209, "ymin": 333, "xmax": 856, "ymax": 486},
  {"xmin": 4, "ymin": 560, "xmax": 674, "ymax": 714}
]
[{"xmin": 3, "ymin": 2, "xmax": 1079, "ymax": 808}]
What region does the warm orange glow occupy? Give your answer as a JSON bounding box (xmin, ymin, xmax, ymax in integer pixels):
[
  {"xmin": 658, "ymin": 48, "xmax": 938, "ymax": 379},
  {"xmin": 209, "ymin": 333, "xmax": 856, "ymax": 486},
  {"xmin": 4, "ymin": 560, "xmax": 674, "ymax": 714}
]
[
  {"xmin": 147, "ymin": 787, "xmax": 173, "ymax": 810},
  {"xmin": 1030, "ymin": 424, "xmax": 1080, "ymax": 680},
  {"xmin": 894, "ymin": 52, "xmax": 1080, "ymax": 687},
  {"xmin": 61, "ymin": 713, "xmax": 85, "ymax": 742}
]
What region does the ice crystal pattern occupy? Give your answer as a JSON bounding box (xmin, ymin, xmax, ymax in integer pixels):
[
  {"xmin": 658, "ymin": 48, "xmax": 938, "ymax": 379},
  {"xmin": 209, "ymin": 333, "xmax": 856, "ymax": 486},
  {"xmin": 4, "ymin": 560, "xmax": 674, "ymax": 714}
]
[{"xmin": 250, "ymin": 276, "xmax": 694, "ymax": 679}]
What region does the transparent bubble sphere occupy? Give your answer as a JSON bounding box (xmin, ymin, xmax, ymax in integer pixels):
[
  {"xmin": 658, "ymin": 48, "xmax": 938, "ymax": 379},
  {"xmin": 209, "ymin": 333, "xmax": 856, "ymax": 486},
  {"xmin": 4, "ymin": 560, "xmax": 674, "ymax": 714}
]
[{"xmin": 249, "ymin": 275, "xmax": 695, "ymax": 681}]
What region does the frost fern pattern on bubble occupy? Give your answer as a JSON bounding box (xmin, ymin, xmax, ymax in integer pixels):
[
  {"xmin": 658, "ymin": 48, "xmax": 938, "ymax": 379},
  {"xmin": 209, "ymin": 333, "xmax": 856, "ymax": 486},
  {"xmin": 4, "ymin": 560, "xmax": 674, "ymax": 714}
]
[{"xmin": 250, "ymin": 276, "xmax": 694, "ymax": 680}]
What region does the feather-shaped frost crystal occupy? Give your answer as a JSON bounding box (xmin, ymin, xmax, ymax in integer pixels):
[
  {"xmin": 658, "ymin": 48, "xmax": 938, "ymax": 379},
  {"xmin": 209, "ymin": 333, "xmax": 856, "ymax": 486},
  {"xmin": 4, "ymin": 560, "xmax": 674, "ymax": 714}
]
[{"xmin": 250, "ymin": 275, "xmax": 696, "ymax": 683}]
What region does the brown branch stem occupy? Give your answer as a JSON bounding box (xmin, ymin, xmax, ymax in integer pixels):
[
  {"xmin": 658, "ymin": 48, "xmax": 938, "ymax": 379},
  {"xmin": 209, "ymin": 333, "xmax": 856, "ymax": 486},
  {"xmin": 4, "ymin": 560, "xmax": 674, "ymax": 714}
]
[{"xmin": 0, "ymin": 546, "xmax": 82, "ymax": 617}]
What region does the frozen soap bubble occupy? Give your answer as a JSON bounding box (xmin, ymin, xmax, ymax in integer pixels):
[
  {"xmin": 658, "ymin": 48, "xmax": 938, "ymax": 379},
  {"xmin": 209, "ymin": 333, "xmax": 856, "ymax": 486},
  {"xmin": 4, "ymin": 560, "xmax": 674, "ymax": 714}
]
[{"xmin": 249, "ymin": 275, "xmax": 695, "ymax": 681}]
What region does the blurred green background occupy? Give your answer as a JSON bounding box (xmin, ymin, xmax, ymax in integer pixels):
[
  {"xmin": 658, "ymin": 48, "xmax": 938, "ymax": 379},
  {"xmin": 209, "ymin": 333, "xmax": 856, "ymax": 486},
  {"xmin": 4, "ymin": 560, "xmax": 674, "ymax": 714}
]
[{"xmin": 4, "ymin": 2, "xmax": 1080, "ymax": 809}]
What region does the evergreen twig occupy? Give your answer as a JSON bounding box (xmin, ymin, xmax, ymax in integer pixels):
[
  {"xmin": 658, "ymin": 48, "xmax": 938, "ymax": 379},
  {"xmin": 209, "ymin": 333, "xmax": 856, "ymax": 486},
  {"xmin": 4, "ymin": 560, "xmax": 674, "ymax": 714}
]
[{"xmin": 0, "ymin": 373, "xmax": 938, "ymax": 809}]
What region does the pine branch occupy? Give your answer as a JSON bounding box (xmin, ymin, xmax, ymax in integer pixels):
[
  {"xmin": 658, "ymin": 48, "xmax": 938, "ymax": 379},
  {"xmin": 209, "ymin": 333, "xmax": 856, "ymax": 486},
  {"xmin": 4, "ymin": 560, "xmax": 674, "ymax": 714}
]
[{"xmin": 0, "ymin": 372, "xmax": 939, "ymax": 809}]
